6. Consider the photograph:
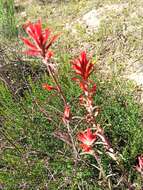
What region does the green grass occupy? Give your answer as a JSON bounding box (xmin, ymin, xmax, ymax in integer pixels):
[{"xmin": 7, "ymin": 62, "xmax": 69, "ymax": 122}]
[{"xmin": 0, "ymin": 0, "xmax": 17, "ymax": 38}]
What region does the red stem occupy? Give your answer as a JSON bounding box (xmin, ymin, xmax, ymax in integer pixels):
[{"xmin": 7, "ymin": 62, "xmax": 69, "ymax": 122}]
[{"xmin": 43, "ymin": 59, "xmax": 67, "ymax": 105}]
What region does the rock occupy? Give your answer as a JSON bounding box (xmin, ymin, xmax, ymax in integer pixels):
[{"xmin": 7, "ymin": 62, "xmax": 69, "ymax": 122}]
[
  {"xmin": 82, "ymin": 10, "xmax": 100, "ymax": 29},
  {"xmin": 128, "ymin": 73, "xmax": 143, "ymax": 86},
  {"xmin": 82, "ymin": 3, "xmax": 128, "ymax": 30},
  {"xmin": 65, "ymin": 3, "xmax": 128, "ymax": 34}
]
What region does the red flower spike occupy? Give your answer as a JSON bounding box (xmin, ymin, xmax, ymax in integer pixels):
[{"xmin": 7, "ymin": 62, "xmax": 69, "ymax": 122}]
[
  {"xmin": 21, "ymin": 19, "xmax": 59, "ymax": 59},
  {"xmin": 136, "ymin": 155, "xmax": 143, "ymax": 174},
  {"xmin": 63, "ymin": 105, "xmax": 70, "ymax": 125},
  {"xmin": 79, "ymin": 82, "xmax": 88, "ymax": 95},
  {"xmin": 71, "ymin": 51, "xmax": 94, "ymax": 81},
  {"xmin": 77, "ymin": 128, "xmax": 96, "ymax": 146},
  {"xmin": 80, "ymin": 144, "xmax": 94, "ymax": 154},
  {"xmin": 42, "ymin": 83, "xmax": 57, "ymax": 91}
]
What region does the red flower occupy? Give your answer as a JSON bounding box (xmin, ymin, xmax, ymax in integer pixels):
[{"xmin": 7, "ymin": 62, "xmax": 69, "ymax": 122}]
[
  {"xmin": 21, "ymin": 19, "xmax": 59, "ymax": 59},
  {"xmin": 63, "ymin": 105, "xmax": 70, "ymax": 125},
  {"xmin": 71, "ymin": 51, "xmax": 94, "ymax": 81},
  {"xmin": 71, "ymin": 52, "xmax": 96, "ymax": 98},
  {"xmin": 77, "ymin": 128, "xmax": 96, "ymax": 146},
  {"xmin": 80, "ymin": 144, "xmax": 93, "ymax": 154},
  {"xmin": 136, "ymin": 155, "xmax": 143, "ymax": 174},
  {"xmin": 42, "ymin": 83, "xmax": 57, "ymax": 91}
]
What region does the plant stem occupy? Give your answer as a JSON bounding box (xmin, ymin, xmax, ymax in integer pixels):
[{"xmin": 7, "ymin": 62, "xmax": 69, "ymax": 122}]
[
  {"xmin": 43, "ymin": 59, "xmax": 78, "ymax": 160},
  {"xmin": 43, "ymin": 59, "xmax": 67, "ymax": 105},
  {"xmin": 67, "ymin": 123, "xmax": 78, "ymax": 161},
  {"xmin": 94, "ymin": 153, "xmax": 106, "ymax": 179}
]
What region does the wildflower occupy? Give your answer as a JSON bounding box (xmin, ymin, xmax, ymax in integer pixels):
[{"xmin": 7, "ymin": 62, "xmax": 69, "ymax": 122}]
[
  {"xmin": 136, "ymin": 155, "xmax": 143, "ymax": 174},
  {"xmin": 80, "ymin": 144, "xmax": 94, "ymax": 154},
  {"xmin": 77, "ymin": 128, "xmax": 96, "ymax": 155},
  {"xmin": 63, "ymin": 105, "xmax": 70, "ymax": 125},
  {"xmin": 77, "ymin": 128, "xmax": 96, "ymax": 146},
  {"xmin": 21, "ymin": 19, "xmax": 59, "ymax": 60},
  {"xmin": 71, "ymin": 52, "xmax": 96, "ymax": 99},
  {"xmin": 42, "ymin": 83, "xmax": 57, "ymax": 91},
  {"xmin": 71, "ymin": 51, "xmax": 94, "ymax": 81}
]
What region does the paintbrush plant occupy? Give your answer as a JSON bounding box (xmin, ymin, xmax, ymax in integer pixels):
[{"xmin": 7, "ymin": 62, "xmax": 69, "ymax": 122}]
[{"xmin": 21, "ymin": 19, "xmax": 139, "ymax": 181}]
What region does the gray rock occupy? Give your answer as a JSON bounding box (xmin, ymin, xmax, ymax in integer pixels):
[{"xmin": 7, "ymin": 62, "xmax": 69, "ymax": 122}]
[{"xmin": 82, "ymin": 10, "xmax": 100, "ymax": 29}]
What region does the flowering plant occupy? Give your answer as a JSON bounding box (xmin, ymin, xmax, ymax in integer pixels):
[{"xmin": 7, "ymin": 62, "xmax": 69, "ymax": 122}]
[
  {"xmin": 21, "ymin": 19, "xmax": 116, "ymax": 177},
  {"xmin": 21, "ymin": 19, "xmax": 142, "ymax": 183},
  {"xmin": 21, "ymin": 19, "xmax": 59, "ymax": 59}
]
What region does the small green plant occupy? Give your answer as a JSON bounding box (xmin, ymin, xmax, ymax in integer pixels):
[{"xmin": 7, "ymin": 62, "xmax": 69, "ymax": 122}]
[
  {"xmin": 0, "ymin": 0, "xmax": 17, "ymax": 38},
  {"xmin": 0, "ymin": 0, "xmax": 4, "ymax": 32}
]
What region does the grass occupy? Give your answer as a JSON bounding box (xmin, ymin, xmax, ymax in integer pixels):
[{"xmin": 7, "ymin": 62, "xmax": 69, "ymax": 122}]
[
  {"xmin": 0, "ymin": 0, "xmax": 17, "ymax": 38},
  {"xmin": 0, "ymin": 0, "xmax": 143, "ymax": 189}
]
